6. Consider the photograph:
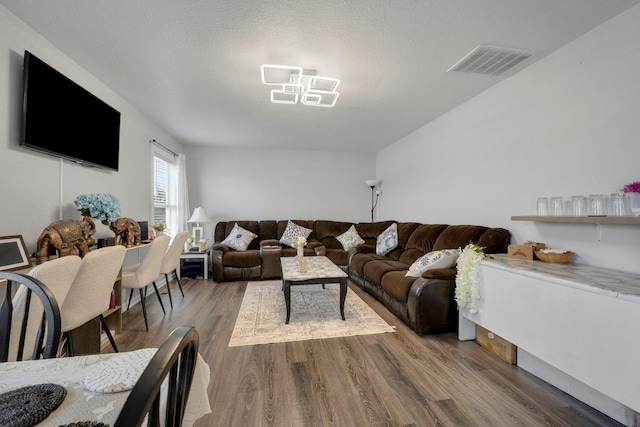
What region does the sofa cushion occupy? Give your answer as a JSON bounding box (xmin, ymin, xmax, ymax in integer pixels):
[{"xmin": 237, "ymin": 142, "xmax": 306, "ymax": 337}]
[
  {"xmin": 336, "ymin": 225, "xmax": 365, "ymax": 250},
  {"xmin": 399, "ymin": 224, "xmax": 449, "ymax": 265},
  {"xmin": 350, "ymin": 252, "xmax": 387, "ymax": 276},
  {"xmin": 432, "ymin": 225, "xmax": 510, "ymax": 254},
  {"xmin": 222, "ymin": 249, "xmax": 262, "ymax": 268},
  {"xmin": 376, "ymin": 223, "xmax": 398, "ymax": 256},
  {"xmin": 380, "ymin": 270, "xmax": 417, "ymax": 303},
  {"xmin": 325, "ymin": 248, "xmax": 349, "ymax": 266},
  {"xmin": 279, "ymin": 220, "xmax": 313, "ymax": 247},
  {"xmin": 405, "ymin": 249, "xmax": 460, "ymax": 278},
  {"xmin": 221, "ymin": 223, "xmax": 258, "ymax": 251},
  {"xmin": 363, "ymin": 259, "xmax": 409, "ymax": 285}
]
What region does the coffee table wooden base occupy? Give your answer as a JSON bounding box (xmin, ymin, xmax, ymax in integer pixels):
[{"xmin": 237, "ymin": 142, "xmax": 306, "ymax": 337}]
[{"xmin": 283, "ymin": 277, "xmax": 348, "ymax": 324}]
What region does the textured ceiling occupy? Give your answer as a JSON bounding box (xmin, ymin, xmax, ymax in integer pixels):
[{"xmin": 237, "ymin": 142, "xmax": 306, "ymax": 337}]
[{"xmin": 2, "ymin": 0, "xmax": 639, "ymax": 153}]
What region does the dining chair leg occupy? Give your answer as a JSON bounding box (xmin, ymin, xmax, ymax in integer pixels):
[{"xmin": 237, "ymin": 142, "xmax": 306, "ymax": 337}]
[
  {"xmin": 64, "ymin": 331, "xmax": 75, "ymax": 357},
  {"xmin": 99, "ymin": 314, "xmax": 118, "ymax": 353},
  {"xmin": 173, "ymin": 269, "xmax": 184, "ymax": 297},
  {"xmin": 139, "ymin": 288, "xmax": 149, "ymax": 332},
  {"xmin": 152, "ymin": 281, "xmax": 166, "ymax": 314},
  {"xmin": 164, "ymin": 274, "xmax": 174, "ymax": 309},
  {"xmin": 127, "ymin": 288, "xmax": 134, "ymax": 310}
]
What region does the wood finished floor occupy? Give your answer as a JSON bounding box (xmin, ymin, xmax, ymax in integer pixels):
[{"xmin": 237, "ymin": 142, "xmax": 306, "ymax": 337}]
[{"xmin": 109, "ymin": 278, "xmax": 621, "ymax": 427}]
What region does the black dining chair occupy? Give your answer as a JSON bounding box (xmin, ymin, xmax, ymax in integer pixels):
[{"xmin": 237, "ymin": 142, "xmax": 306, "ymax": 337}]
[
  {"xmin": 0, "ymin": 271, "xmax": 61, "ymax": 362},
  {"xmin": 114, "ymin": 325, "xmax": 200, "ymax": 427}
]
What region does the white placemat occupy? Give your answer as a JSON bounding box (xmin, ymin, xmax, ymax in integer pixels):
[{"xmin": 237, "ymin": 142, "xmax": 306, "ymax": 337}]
[{"xmin": 83, "ymin": 348, "xmax": 157, "ymax": 393}]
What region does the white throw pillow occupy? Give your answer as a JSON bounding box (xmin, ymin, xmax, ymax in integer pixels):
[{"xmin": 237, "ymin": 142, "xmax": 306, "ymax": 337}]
[
  {"xmin": 376, "ymin": 223, "xmax": 398, "ymax": 256},
  {"xmin": 405, "ymin": 249, "xmax": 461, "ymax": 277},
  {"xmin": 336, "ymin": 225, "xmax": 365, "ymax": 251},
  {"xmin": 279, "ymin": 220, "xmax": 312, "ymax": 247},
  {"xmin": 221, "ymin": 223, "xmax": 257, "ymax": 251}
]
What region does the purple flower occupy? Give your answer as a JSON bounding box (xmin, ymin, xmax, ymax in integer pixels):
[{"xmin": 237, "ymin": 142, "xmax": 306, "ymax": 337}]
[{"xmin": 621, "ymin": 181, "xmax": 640, "ymax": 193}]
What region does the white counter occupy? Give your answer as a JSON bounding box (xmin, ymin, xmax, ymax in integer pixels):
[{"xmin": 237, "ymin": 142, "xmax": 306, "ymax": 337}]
[{"xmin": 458, "ymin": 254, "xmax": 640, "ymax": 424}]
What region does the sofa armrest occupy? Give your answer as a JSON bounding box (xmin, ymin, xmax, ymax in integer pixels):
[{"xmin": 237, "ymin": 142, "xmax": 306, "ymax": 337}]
[
  {"xmin": 260, "ymin": 239, "xmax": 281, "ymax": 247},
  {"xmin": 260, "ymin": 245, "xmax": 282, "ymax": 279},
  {"xmin": 407, "ymin": 278, "xmax": 457, "ymax": 335},
  {"xmin": 421, "ymin": 268, "xmax": 457, "ymax": 280},
  {"xmin": 211, "ymin": 247, "xmax": 226, "ymax": 282},
  {"xmin": 211, "ymin": 243, "xmax": 231, "ymax": 253}
]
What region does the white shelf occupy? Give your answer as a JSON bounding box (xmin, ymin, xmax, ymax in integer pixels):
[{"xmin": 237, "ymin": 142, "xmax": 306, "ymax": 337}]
[{"xmin": 511, "ymin": 215, "xmax": 640, "ymax": 225}]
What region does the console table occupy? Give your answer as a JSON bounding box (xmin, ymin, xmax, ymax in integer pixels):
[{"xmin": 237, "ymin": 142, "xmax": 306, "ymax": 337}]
[{"xmin": 458, "ymin": 254, "xmax": 640, "ymax": 424}]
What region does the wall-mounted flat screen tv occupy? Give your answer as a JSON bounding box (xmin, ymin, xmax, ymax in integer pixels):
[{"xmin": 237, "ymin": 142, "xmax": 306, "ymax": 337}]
[{"xmin": 20, "ymin": 50, "xmax": 121, "ymax": 171}]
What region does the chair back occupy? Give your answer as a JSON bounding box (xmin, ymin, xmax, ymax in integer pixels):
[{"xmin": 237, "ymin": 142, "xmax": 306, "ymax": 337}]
[
  {"xmin": 27, "ymin": 255, "xmax": 82, "ymax": 307},
  {"xmin": 115, "ymin": 325, "xmax": 200, "ymax": 427},
  {"xmin": 60, "ymin": 245, "xmax": 126, "ymax": 332},
  {"xmin": 0, "ymin": 272, "xmax": 61, "ymax": 362},
  {"xmin": 134, "ymin": 235, "xmax": 171, "ymax": 286},
  {"xmin": 160, "ymin": 232, "xmax": 189, "ymax": 275}
]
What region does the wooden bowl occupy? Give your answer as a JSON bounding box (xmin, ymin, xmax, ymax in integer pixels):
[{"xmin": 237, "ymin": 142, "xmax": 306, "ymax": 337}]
[{"xmin": 535, "ymin": 250, "xmax": 574, "ymax": 264}]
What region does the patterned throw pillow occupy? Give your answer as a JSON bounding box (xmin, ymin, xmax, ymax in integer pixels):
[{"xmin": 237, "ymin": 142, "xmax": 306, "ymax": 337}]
[
  {"xmin": 405, "ymin": 249, "xmax": 461, "ymax": 277},
  {"xmin": 376, "ymin": 223, "xmax": 398, "ymax": 256},
  {"xmin": 336, "ymin": 225, "xmax": 365, "ymax": 251},
  {"xmin": 279, "ymin": 220, "xmax": 312, "ymax": 247},
  {"xmin": 221, "ymin": 223, "xmax": 258, "ymax": 251}
]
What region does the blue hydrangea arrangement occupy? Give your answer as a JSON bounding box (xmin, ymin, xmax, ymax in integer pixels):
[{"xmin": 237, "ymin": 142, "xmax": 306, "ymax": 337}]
[{"xmin": 74, "ymin": 193, "xmax": 121, "ymax": 225}]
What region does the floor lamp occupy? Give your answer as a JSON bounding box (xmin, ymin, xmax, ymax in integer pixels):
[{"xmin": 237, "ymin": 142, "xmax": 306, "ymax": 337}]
[
  {"xmin": 365, "ymin": 180, "xmax": 380, "ymax": 222},
  {"xmin": 188, "ymin": 207, "xmax": 210, "ymax": 246}
]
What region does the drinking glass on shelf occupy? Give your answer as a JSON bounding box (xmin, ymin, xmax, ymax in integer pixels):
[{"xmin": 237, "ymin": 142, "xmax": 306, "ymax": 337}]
[
  {"xmin": 571, "ymin": 195, "xmax": 587, "ymax": 216},
  {"xmin": 536, "ymin": 198, "xmax": 549, "ymax": 216},
  {"xmin": 625, "ymin": 192, "xmax": 640, "ymax": 216},
  {"xmin": 549, "ymin": 197, "xmax": 564, "ymax": 216},
  {"xmin": 588, "ymin": 194, "xmax": 606, "ymax": 216},
  {"xmin": 610, "ymin": 193, "xmax": 628, "ymax": 216}
]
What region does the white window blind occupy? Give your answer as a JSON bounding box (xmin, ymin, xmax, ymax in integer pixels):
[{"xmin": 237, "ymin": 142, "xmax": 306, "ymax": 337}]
[{"xmin": 153, "ymin": 154, "xmax": 178, "ymax": 235}]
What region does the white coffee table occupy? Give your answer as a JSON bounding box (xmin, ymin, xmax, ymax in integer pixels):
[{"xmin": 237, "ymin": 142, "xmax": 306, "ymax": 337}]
[{"xmin": 280, "ymin": 256, "xmax": 348, "ymax": 324}]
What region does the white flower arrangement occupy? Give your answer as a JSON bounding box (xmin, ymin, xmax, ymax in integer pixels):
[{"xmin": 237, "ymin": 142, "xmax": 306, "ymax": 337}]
[
  {"xmin": 292, "ymin": 236, "xmax": 307, "ymax": 249},
  {"xmin": 454, "ymin": 242, "xmax": 492, "ymax": 314}
]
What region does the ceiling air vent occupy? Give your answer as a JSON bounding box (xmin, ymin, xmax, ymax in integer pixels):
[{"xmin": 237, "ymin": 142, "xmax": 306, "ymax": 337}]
[{"xmin": 447, "ymin": 45, "xmax": 533, "ymax": 76}]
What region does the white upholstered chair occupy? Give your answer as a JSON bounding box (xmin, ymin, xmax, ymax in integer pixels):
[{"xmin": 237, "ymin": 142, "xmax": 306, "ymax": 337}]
[
  {"xmin": 122, "ymin": 235, "xmax": 170, "ymax": 331},
  {"xmin": 160, "ymin": 231, "xmax": 188, "ymax": 308},
  {"xmin": 60, "ymin": 245, "xmax": 126, "ymax": 355},
  {"xmin": 5, "ymin": 256, "xmax": 83, "ymax": 360},
  {"xmin": 1, "ymin": 264, "xmax": 74, "ymax": 362}
]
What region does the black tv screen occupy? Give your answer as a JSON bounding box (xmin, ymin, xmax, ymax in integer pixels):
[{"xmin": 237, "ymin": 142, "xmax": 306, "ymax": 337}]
[{"xmin": 20, "ymin": 51, "xmax": 120, "ymax": 171}]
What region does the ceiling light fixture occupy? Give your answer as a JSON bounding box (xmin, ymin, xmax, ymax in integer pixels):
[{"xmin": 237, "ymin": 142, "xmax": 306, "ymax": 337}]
[{"xmin": 261, "ymin": 64, "xmax": 340, "ymax": 107}]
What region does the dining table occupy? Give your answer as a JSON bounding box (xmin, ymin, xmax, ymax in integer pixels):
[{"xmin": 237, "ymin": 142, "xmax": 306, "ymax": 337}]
[{"xmin": 0, "ymin": 348, "xmax": 212, "ymax": 426}]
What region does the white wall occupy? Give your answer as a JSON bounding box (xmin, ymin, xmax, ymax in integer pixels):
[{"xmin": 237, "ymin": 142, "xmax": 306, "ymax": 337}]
[
  {"xmin": 377, "ymin": 4, "xmax": 640, "ymax": 273},
  {"xmin": 184, "ymin": 145, "xmax": 376, "ymax": 240},
  {"xmin": 0, "ymin": 6, "xmax": 184, "ymax": 253}
]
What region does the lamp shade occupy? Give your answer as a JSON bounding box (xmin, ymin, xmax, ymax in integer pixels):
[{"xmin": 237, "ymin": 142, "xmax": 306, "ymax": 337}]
[
  {"xmin": 188, "ymin": 207, "xmax": 210, "ymax": 224},
  {"xmin": 365, "ymin": 179, "xmax": 379, "ymax": 187}
]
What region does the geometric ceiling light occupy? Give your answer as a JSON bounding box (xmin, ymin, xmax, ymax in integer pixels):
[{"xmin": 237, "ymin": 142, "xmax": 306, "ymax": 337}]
[{"xmin": 261, "ymin": 64, "xmax": 340, "ymax": 107}]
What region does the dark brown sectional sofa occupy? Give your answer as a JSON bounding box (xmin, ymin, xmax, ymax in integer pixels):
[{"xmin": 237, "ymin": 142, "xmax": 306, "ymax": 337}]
[{"xmin": 211, "ymin": 219, "xmax": 510, "ymax": 335}]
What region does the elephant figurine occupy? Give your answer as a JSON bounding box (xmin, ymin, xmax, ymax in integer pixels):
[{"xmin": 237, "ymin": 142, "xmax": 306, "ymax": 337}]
[
  {"xmin": 35, "ymin": 217, "xmax": 97, "ymax": 264},
  {"xmin": 110, "ymin": 217, "xmax": 141, "ymax": 248}
]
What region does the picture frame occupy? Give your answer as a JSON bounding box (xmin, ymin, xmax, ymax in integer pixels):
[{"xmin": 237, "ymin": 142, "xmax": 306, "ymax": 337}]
[{"xmin": 0, "ymin": 235, "xmax": 32, "ymax": 271}]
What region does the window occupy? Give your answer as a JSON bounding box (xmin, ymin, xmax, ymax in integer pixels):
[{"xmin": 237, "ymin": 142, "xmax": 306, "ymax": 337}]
[{"xmin": 153, "ymin": 152, "xmax": 178, "ymax": 235}]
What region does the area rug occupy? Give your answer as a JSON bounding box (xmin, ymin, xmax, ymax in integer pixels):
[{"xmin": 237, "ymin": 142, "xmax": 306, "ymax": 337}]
[{"xmin": 228, "ymin": 281, "xmax": 395, "ymax": 347}]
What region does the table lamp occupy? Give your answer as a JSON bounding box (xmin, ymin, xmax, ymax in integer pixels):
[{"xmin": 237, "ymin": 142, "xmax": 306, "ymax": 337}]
[{"xmin": 188, "ymin": 207, "xmax": 210, "ymax": 245}]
